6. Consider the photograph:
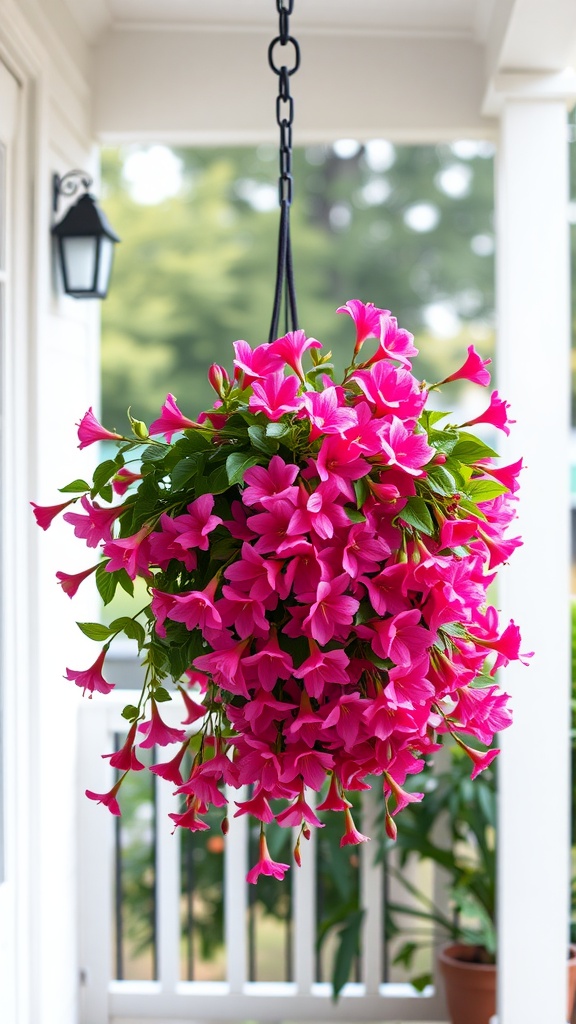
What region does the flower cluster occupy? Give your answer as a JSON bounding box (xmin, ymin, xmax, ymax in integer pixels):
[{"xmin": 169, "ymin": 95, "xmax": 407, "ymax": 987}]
[{"xmin": 34, "ymin": 300, "xmax": 529, "ymax": 882}]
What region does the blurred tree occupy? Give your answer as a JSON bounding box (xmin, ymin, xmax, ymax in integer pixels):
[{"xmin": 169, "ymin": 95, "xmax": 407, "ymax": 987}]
[{"xmin": 101, "ymin": 141, "xmax": 496, "ymax": 428}]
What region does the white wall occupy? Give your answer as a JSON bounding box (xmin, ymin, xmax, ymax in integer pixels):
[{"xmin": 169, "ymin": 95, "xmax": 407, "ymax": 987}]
[{"xmin": 0, "ymin": 2, "xmax": 101, "ymax": 1022}]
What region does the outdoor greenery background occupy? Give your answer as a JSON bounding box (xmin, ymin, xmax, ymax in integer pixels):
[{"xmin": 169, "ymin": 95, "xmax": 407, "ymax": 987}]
[{"xmin": 101, "ymin": 139, "xmax": 500, "ymax": 430}]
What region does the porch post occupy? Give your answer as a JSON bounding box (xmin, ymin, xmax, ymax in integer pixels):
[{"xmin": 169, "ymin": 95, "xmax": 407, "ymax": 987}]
[{"xmin": 494, "ymin": 78, "xmax": 575, "ymax": 1023}]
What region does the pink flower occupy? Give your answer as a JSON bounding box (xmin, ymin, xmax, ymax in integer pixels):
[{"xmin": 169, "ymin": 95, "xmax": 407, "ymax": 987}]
[
  {"xmin": 351, "ymin": 362, "xmax": 426, "ymax": 421},
  {"xmin": 269, "ymin": 329, "xmax": 322, "ymax": 380},
  {"xmin": 248, "ymin": 371, "xmax": 302, "ymax": 420},
  {"xmin": 363, "ymin": 315, "xmax": 418, "ymax": 369},
  {"xmin": 167, "ymin": 578, "xmax": 222, "ymax": 633},
  {"xmin": 379, "ymin": 417, "xmax": 435, "ymax": 476},
  {"xmin": 441, "ymin": 346, "xmax": 491, "ymax": 387},
  {"xmin": 137, "ymin": 700, "xmax": 187, "ymax": 748},
  {"xmin": 276, "ymin": 788, "xmax": 324, "ymax": 828},
  {"xmin": 246, "ymin": 830, "xmax": 290, "ymax": 884},
  {"xmin": 171, "ymin": 494, "xmax": 222, "ymax": 552},
  {"xmin": 461, "ymin": 390, "xmax": 515, "ymax": 436},
  {"xmin": 224, "ymin": 543, "xmax": 285, "ymax": 602},
  {"xmin": 103, "ymin": 722, "xmax": 145, "ymax": 772},
  {"xmin": 148, "ymin": 394, "xmax": 201, "ymax": 442},
  {"xmin": 169, "ymin": 797, "xmax": 211, "ymax": 833},
  {"xmin": 233, "ymin": 340, "xmax": 284, "ymax": 387},
  {"xmin": 384, "ymin": 771, "xmax": 424, "ymax": 816},
  {"xmin": 56, "ymin": 563, "xmax": 98, "ymax": 597},
  {"xmin": 63, "ymin": 495, "xmax": 124, "ymax": 547},
  {"xmin": 65, "ymin": 648, "xmax": 115, "ymax": 695},
  {"xmin": 336, "ymin": 299, "xmax": 389, "ymax": 356},
  {"xmin": 77, "ymin": 408, "xmax": 123, "ymax": 449},
  {"xmin": 31, "ymin": 497, "xmax": 76, "ymax": 530},
  {"xmin": 234, "ymin": 788, "xmax": 275, "ymax": 823},
  {"xmin": 453, "ymin": 735, "xmax": 500, "ymax": 780},
  {"xmin": 103, "ymin": 524, "xmax": 152, "ymax": 579},
  {"xmin": 301, "ymin": 575, "xmax": 360, "ymax": 646},
  {"xmin": 316, "ymin": 774, "xmax": 352, "ymax": 812},
  {"xmin": 299, "ymin": 388, "xmax": 357, "ymax": 442},
  {"xmin": 340, "ymin": 807, "xmax": 369, "ymax": 846},
  {"xmin": 242, "ymin": 633, "xmax": 294, "ymax": 691},
  {"xmin": 371, "ymin": 609, "xmax": 433, "ymax": 668},
  {"xmin": 86, "ymin": 780, "xmax": 123, "ymax": 816},
  {"xmin": 112, "ymin": 468, "xmax": 143, "ymax": 495},
  {"xmin": 149, "ymin": 514, "xmax": 198, "ymax": 573},
  {"xmin": 243, "ymin": 456, "xmax": 299, "ymax": 508},
  {"xmin": 194, "ymin": 639, "xmax": 251, "ymax": 699},
  {"xmin": 287, "ymin": 480, "xmax": 350, "ymax": 541},
  {"xmin": 293, "ymin": 640, "xmax": 350, "ymax": 700},
  {"xmin": 150, "ymin": 741, "xmax": 190, "ymax": 785}
]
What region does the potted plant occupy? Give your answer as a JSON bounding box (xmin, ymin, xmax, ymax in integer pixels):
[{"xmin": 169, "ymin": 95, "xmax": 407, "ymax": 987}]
[
  {"xmin": 384, "ymin": 741, "xmax": 576, "ymax": 1024},
  {"xmin": 33, "ymin": 299, "xmax": 529, "ymax": 875}
]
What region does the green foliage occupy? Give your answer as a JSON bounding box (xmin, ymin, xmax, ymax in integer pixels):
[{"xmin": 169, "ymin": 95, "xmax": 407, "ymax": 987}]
[{"xmin": 381, "ymin": 740, "xmax": 498, "ymax": 979}]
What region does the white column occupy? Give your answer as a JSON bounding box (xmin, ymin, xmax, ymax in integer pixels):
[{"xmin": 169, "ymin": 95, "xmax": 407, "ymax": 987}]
[{"xmin": 495, "ymin": 87, "xmax": 574, "ymax": 1024}]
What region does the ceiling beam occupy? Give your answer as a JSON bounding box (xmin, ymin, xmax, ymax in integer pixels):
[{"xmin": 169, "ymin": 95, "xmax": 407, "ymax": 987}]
[{"xmin": 93, "ymin": 28, "xmax": 495, "ymax": 144}]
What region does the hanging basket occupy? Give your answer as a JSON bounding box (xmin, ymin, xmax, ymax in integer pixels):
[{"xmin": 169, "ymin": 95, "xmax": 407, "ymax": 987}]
[{"xmin": 33, "ymin": 298, "xmax": 529, "ymax": 880}]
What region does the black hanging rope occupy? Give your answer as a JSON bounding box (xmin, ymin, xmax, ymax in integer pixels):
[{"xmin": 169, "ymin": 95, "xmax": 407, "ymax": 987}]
[{"xmin": 268, "ymin": 0, "xmax": 300, "ymax": 343}]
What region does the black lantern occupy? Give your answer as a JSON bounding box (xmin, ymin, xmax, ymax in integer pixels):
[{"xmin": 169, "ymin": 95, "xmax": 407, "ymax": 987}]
[{"xmin": 52, "ymin": 171, "xmax": 120, "ymax": 299}]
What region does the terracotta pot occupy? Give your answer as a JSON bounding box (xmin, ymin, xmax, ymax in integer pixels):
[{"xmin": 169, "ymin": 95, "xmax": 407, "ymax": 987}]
[
  {"xmin": 439, "ymin": 944, "xmax": 496, "ymax": 1024},
  {"xmin": 440, "ymin": 943, "xmax": 576, "ymax": 1024}
]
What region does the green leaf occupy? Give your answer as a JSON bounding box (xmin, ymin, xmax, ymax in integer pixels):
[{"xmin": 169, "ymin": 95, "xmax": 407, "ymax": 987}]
[
  {"xmin": 422, "ymin": 409, "xmax": 450, "ymax": 429},
  {"xmin": 121, "ymin": 704, "xmax": 139, "ymax": 722},
  {"xmin": 428, "ymin": 430, "xmax": 459, "ymax": 456},
  {"xmin": 170, "ymin": 455, "xmax": 203, "ymax": 490},
  {"xmin": 95, "ymin": 561, "xmax": 118, "ymax": 606},
  {"xmin": 353, "ymin": 477, "xmax": 369, "ymax": 509},
  {"xmin": 411, "ymin": 972, "xmax": 433, "ymax": 993},
  {"xmin": 466, "ymin": 478, "xmax": 508, "ymax": 502},
  {"xmin": 425, "ymin": 465, "xmax": 457, "ymax": 496},
  {"xmin": 153, "ymin": 686, "xmax": 172, "ymax": 703},
  {"xmin": 58, "ymin": 478, "xmax": 91, "ymax": 494},
  {"xmin": 344, "ymin": 506, "xmax": 366, "ymax": 524},
  {"xmin": 116, "ymin": 569, "xmax": 135, "ymax": 597},
  {"xmin": 109, "ymin": 616, "xmax": 147, "ymax": 647},
  {"xmin": 400, "ymin": 496, "xmax": 435, "ymax": 536},
  {"xmin": 452, "ymin": 432, "xmax": 499, "ymax": 464},
  {"xmin": 201, "ymin": 463, "xmax": 230, "ymax": 495},
  {"xmin": 247, "ymin": 424, "xmax": 279, "ymax": 455},
  {"xmin": 92, "ymin": 460, "xmax": 119, "ymax": 494},
  {"xmin": 226, "ymin": 452, "xmax": 262, "ymax": 486},
  {"xmin": 99, "ymin": 484, "xmax": 113, "ymax": 503},
  {"xmin": 331, "ymin": 909, "xmax": 364, "ymax": 999},
  {"xmin": 180, "ymin": 429, "xmax": 212, "ymax": 451},
  {"xmin": 77, "ymin": 621, "xmax": 114, "ymax": 641},
  {"xmin": 141, "ymin": 444, "xmax": 168, "ymax": 463},
  {"xmin": 265, "ymin": 421, "xmax": 290, "ymax": 439},
  {"xmin": 392, "ymin": 941, "xmax": 418, "ymax": 970}
]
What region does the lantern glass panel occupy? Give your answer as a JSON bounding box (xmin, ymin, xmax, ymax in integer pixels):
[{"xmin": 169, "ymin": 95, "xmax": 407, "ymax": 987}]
[
  {"xmin": 61, "ymin": 236, "xmax": 98, "ymax": 293},
  {"xmin": 97, "ymin": 236, "xmax": 115, "ymax": 297}
]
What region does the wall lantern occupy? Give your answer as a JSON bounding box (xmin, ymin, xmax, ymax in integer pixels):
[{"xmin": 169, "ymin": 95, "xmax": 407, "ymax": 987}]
[{"xmin": 51, "ymin": 170, "xmax": 120, "ymax": 299}]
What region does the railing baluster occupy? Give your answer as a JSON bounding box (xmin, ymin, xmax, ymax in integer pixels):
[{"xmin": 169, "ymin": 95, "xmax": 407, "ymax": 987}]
[
  {"xmin": 155, "ymin": 759, "xmax": 181, "ymax": 993},
  {"xmin": 360, "ymin": 786, "xmax": 383, "ymax": 994},
  {"xmin": 225, "ymin": 785, "xmax": 248, "ymax": 992},
  {"xmin": 293, "ymin": 788, "xmax": 317, "ymax": 993}
]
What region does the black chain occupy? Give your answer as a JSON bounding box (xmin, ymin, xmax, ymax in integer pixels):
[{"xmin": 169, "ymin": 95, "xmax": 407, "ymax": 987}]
[{"xmin": 268, "ymin": 0, "xmax": 300, "ymax": 343}]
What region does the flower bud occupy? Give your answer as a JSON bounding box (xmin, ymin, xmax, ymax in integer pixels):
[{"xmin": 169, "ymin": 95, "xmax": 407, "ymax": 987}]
[
  {"xmin": 221, "ymin": 815, "xmax": 229, "ymax": 836},
  {"xmin": 302, "ymin": 824, "xmax": 311, "ymax": 841},
  {"xmin": 432, "ymin": 452, "xmax": 447, "ymax": 465},
  {"xmin": 131, "ymin": 419, "xmax": 149, "ymax": 440},
  {"xmin": 294, "ymin": 841, "xmax": 302, "ymax": 867},
  {"xmin": 385, "ymin": 811, "xmax": 397, "ymax": 841},
  {"xmin": 208, "ymin": 363, "xmax": 230, "ymax": 398}
]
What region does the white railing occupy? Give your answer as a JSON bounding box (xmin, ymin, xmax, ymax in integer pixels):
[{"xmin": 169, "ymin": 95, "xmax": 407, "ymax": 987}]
[{"xmin": 78, "ymin": 689, "xmax": 448, "ymax": 1024}]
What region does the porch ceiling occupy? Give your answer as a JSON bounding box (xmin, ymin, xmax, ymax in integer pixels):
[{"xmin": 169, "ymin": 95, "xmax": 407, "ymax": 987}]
[{"xmin": 70, "ymin": 0, "xmax": 576, "ymax": 142}]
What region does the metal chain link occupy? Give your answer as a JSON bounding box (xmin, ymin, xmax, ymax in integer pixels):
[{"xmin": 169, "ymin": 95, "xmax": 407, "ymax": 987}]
[{"xmin": 267, "ymin": 0, "xmax": 300, "ymax": 341}]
